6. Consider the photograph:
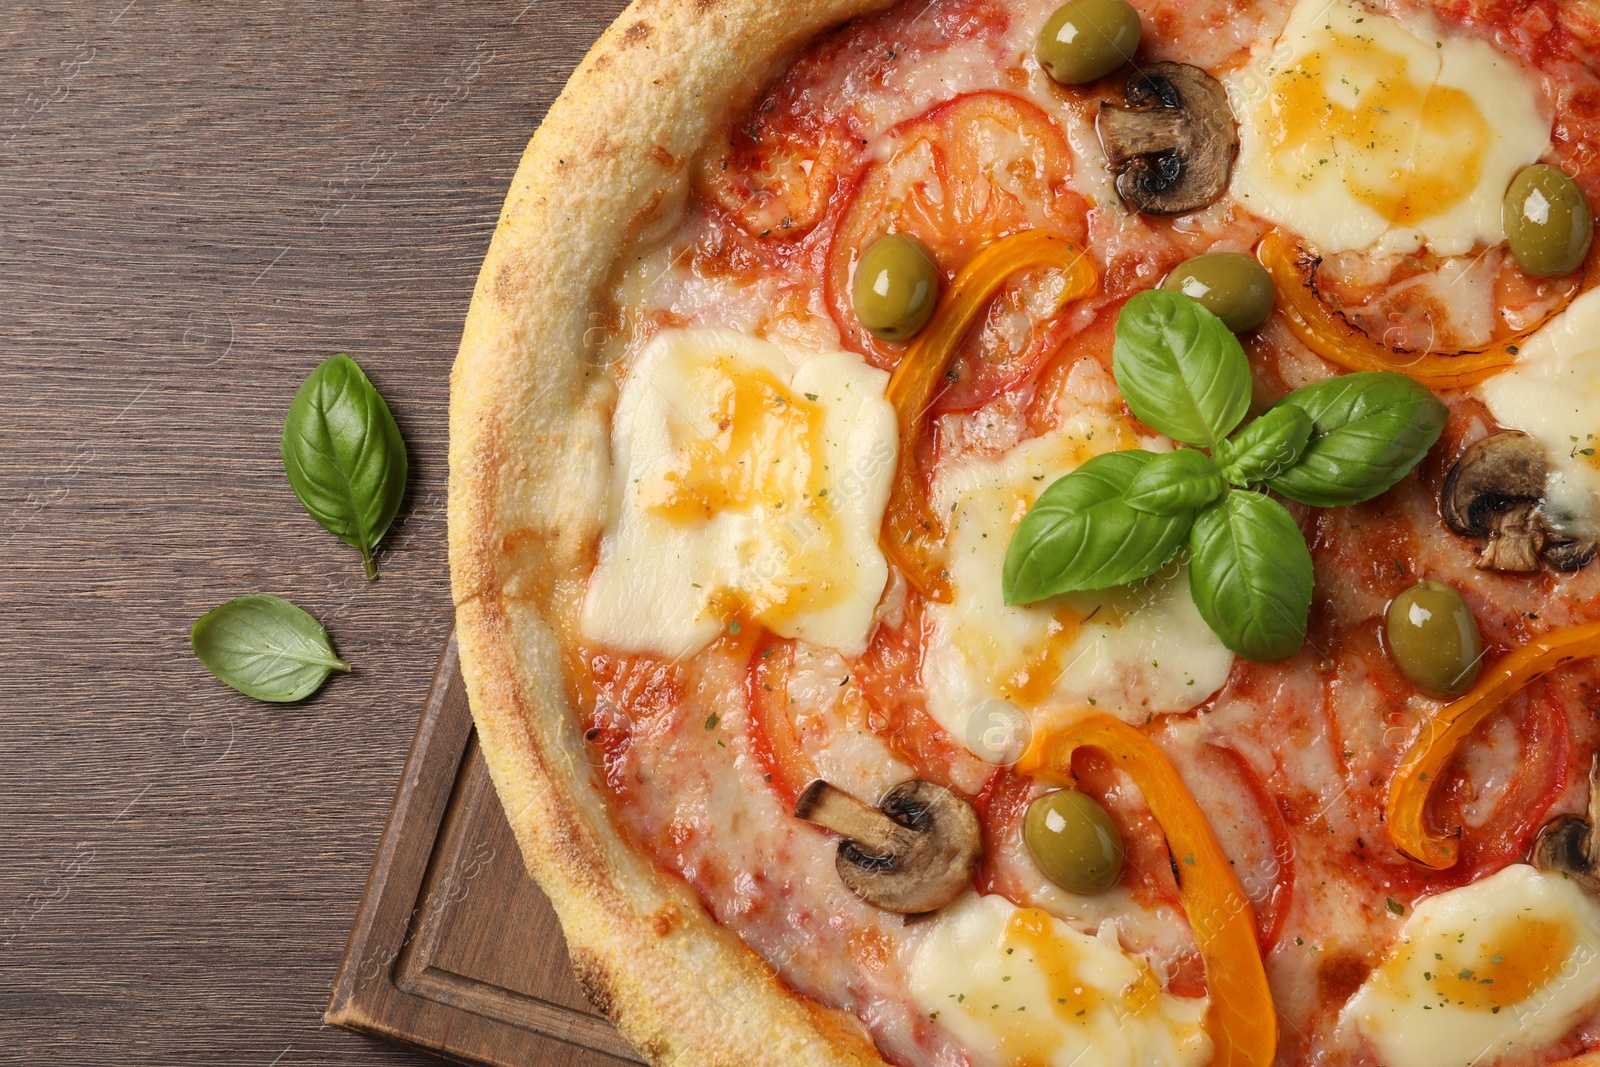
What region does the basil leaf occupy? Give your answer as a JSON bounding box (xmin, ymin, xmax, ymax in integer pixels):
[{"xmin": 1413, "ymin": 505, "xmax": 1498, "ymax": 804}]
[
  {"xmin": 1265, "ymin": 372, "xmax": 1447, "ymax": 508},
  {"xmin": 282, "ymin": 354, "xmax": 408, "ymax": 581},
  {"xmin": 1124, "ymin": 448, "xmax": 1225, "ymax": 515},
  {"xmin": 1112, "ymin": 290, "xmax": 1252, "ymax": 450},
  {"xmin": 1219, "ymin": 403, "xmax": 1313, "ymax": 487},
  {"xmin": 1188, "ymin": 491, "xmax": 1314, "ymax": 663},
  {"xmin": 1003, "ymin": 451, "xmax": 1192, "ymax": 605},
  {"xmin": 191, "ymin": 594, "xmax": 350, "ymax": 702}
]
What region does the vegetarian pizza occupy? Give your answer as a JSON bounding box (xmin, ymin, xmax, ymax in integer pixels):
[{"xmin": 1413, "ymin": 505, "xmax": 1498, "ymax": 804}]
[{"xmin": 447, "ymin": 0, "xmax": 1600, "ymax": 1064}]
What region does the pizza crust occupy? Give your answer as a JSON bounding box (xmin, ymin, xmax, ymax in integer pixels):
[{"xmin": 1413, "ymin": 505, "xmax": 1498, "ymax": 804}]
[
  {"xmin": 448, "ymin": 0, "xmax": 1600, "ymax": 1064},
  {"xmin": 448, "ymin": 0, "xmax": 899, "ymax": 1062}
]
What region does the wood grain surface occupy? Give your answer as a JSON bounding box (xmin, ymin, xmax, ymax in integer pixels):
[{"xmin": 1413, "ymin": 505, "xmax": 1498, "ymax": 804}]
[
  {"xmin": 324, "ymin": 635, "xmax": 638, "ymax": 1067},
  {"xmin": 0, "ymin": 1, "xmax": 626, "ymax": 1063}
]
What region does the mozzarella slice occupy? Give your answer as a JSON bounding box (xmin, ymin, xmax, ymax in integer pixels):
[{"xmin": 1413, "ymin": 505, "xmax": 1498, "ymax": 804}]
[
  {"xmin": 1476, "ymin": 287, "xmax": 1600, "ymax": 539},
  {"xmin": 581, "ymin": 328, "xmax": 897, "ymax": 659},
  {"xmin": 910, "ymin": 893, "xmax": 1211, "ymax": 1067},
  {"xmin": 923, "ymin": 420, "xmax": 1234, "ymax": 752},
  {"xmin": 1228, "ymin": 0, "xmax": 1549, "ymax": 255},
  {"xmin": 1341, "ymin": 865, "xmax": 1600, "ymax": 1067}
]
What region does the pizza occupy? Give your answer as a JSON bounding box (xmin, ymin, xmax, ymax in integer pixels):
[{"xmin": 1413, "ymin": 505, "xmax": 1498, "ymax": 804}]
[{"xmin": 446, "ymin": 0, "xmax": 1600, "ymax": 1064}]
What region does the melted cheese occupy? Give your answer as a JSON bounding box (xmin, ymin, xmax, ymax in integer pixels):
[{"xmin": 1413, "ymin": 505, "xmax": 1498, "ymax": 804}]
[
  {"xmin": 923, "ymin": 419, "xmax": 1234, "ymax": 749},
  {"xmin": 1229, "ymin": 0, "xmax": 1549, "ymax": 255},
  {"xmin": 910, "ymin": 893, "xmax": 1211, "ymax": 1067},
  {"xmin": 1341, "ymin": 865, "xmax": 1600, "ymax": 1067},
  {"xmin": 581, "ymin": 328, "xmax": 897, "ymax": 658},
  {"xmin": 1476, "ymin": 287, "xmax": 1600, "ymax": 539},
  {"xmin": 786, "ymin": 644, "xmax": 916, "ymax": 800}
]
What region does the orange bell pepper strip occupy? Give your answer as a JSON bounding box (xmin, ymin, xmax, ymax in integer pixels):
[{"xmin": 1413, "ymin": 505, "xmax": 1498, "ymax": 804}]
[
  {"xmin": 1386, "ymin": 622, "xmax": 1600, "ymax": 869},
  {"xmin": 1019, "ymin": 714, "xmax": 1278, "ymax": 1067},
  {"xmin": 882, "ymin": 231, "xmax": 1098, "ymax": 601},
  {"xmin": 1256, "ymin": 230, "xmax": 1581, "ymax": 390}
]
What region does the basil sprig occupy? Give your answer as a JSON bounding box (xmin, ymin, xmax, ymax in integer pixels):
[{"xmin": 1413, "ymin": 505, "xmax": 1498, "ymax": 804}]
[
  {"xmin": 282, "ymin": 354, "xmax": 408, "ymax": 581},
  {"xmin": 1004, "ymin": 290, "xmax": 1447, "ymax": 662},
  {"xmin": 191, "ymin": 594, "xmax": 350, "ymax": 702}
]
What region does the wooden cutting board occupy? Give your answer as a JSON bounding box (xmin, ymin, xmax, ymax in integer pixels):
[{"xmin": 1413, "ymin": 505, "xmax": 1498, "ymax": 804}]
[{"xmin": 325, "ymin": 634, "xmax": 641, "ymax": 1067}]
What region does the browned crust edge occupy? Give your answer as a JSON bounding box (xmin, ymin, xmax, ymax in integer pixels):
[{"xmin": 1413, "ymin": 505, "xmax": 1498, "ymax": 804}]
[
  {"xmin": 447, "ymin": 0, "xmax": 899, "ymax": 1063},
  {"xmin": 448, "ymin": 0, "xmax": 1600, "ymax": 1064}
]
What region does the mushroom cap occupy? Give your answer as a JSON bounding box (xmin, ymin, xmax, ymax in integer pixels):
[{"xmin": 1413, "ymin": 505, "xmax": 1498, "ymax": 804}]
[
  {"xmin": 1534, "ymin": 816, "xmax": 1596, "ymax": 881},
  {"xmin": 1440, "ymin": 430, "xmax": 1597, "ymax": 572},
  {"xmin": 1097, "ymin": 62, "xmax": 1239, "ymax": 216},
  {"xmin": 795, "ymin": 779, "xmax": 982, "ymax": 915},
  {"xmin": 1533, "ymin": 756, "xmax": 1600, "ymax": 894},
  {"xmin": 1441, "ymin": 430, "xmax": 1547, "ymax": 537}
]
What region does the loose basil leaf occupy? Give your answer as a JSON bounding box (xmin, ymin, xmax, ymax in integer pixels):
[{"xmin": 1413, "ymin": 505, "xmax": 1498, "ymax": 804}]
[
  {"xmin": 1188, "ymin": 491, "xmax": 1314, "ymax": 663},
  {"xmin": 282, "ymin": 354, "xmax": 408, "ymax": 581},
  {"xmin": 1003, "ymin": 451, "xmax": 1192, "ymax": 604},
  {"xmin": 1113, "ymin": 290, "xmax": 1252, "ymax": 450},
  {"xmin": 1265, "ymin": 372, "xmax": 1447, "ymax": 508},
  {"xmin": 1218, "ymin": 403, "xmax": 1313, "ymax": 487},
  {"xmin": 191, "ymin": 594, "xmax": 350, "ymax": 703},
  {"xmin": 1124, "ymin": 448, "xmax": 1225, "ymax": 515}
]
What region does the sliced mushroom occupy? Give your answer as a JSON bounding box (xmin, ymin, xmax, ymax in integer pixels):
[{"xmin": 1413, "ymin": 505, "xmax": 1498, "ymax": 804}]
[
  {"xmin": 1441, "ymin": 431, "xmax": 1546, "ymax": 539},
  {"xmin": 1097, "ymin": 62, "xmax": 1239, "ymax": 216},
  {"xmin": 1533, "ymin": 756, "xmax": 1600, "ymax": 893},
  {"xmin": 794, "ymin": 778, "xmax": 981, "ymax": 914},
  {"xmin": 1441, "ymin": 430, "xmax": 1597, "ymax": 572},
  {"xmin": 1545, "ymin": 537, "xmax": 1599, "ymax": 571}
]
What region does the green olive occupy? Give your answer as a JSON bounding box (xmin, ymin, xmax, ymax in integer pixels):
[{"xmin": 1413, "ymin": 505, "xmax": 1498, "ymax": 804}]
[
  {"xmin": 852, "ymin": 233, "xmax": 940, "ymax": 341},
  {"xmin": 1161, "ymin": 252, "xmax": 1276, "ymax": 333},
  {"xmin": 1036, "ymin": 0, "xmax": 1142, "ymax": 87},
  {"xmin": 1503, "ymin": 164, "xmax": 1593, "ymax": 278},
  {"xmin": 1385, "ymin": 580, "xmax": 1484, "ymax": 699},
  {"xmin": 1024, "ymin": 789, "xmax": 1125, "ymax": 895}
]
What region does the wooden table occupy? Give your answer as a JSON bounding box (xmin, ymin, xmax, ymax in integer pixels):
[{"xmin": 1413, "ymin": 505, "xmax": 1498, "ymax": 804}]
[{"xmin": 0, "ymin": 2, "xmax": 626, "ymax": 1062}]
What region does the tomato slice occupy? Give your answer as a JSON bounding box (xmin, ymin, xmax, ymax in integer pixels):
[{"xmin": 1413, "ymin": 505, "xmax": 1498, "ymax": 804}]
[
  {"xmin": 826, "ymin": 91, "xmax": 1090, "ymax": 406},
  {"xmin": 1357, "ymin": 684, "xmax": 1571, "ymax": 902},
  {"xmin": 1069, "ymin": 747, "xmax": 1183, "ymax": 913},
  {"xmin": 1432, "ymin": 682, "xmax": 1571, "ymax": 880},
  {"xmin": 1024, "ymin": 298, "xmax": 1122, "ymax": 435},
  {"xmin": 748, "ymin": 602, "xmax": 992, "ymax": 806},
  {"xmin": 853, "ymin": 597, "xmax": 991, "ymax": 792},
  {"xmin": 1200, "ymin": 744, "xmax": 1296, "ymax": 955},
  {"xmin": 580, "ymin": 649, "xmax": 684, "ymax": 797},
  {"xmin": 697, "ymin": 120, "xmax": 853, "ymax": 241},
  {"xmin": 1310, "ymin": 614, "xmax": 1574, "ymax": 898},
  {"xmin": 744, "ymin": 635, "xmax": 818, "ymax": 809},
  {"xmin": 973, "ymin": 768, "xmax": 1035, "ymax": 896},
  {"xmin": 695, "ymin": 0, "xmax": 1017, "ymax": 241},
  {"xmin": 971, "ymin": 740, "xmax": 1289, "ymax": 946}
]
